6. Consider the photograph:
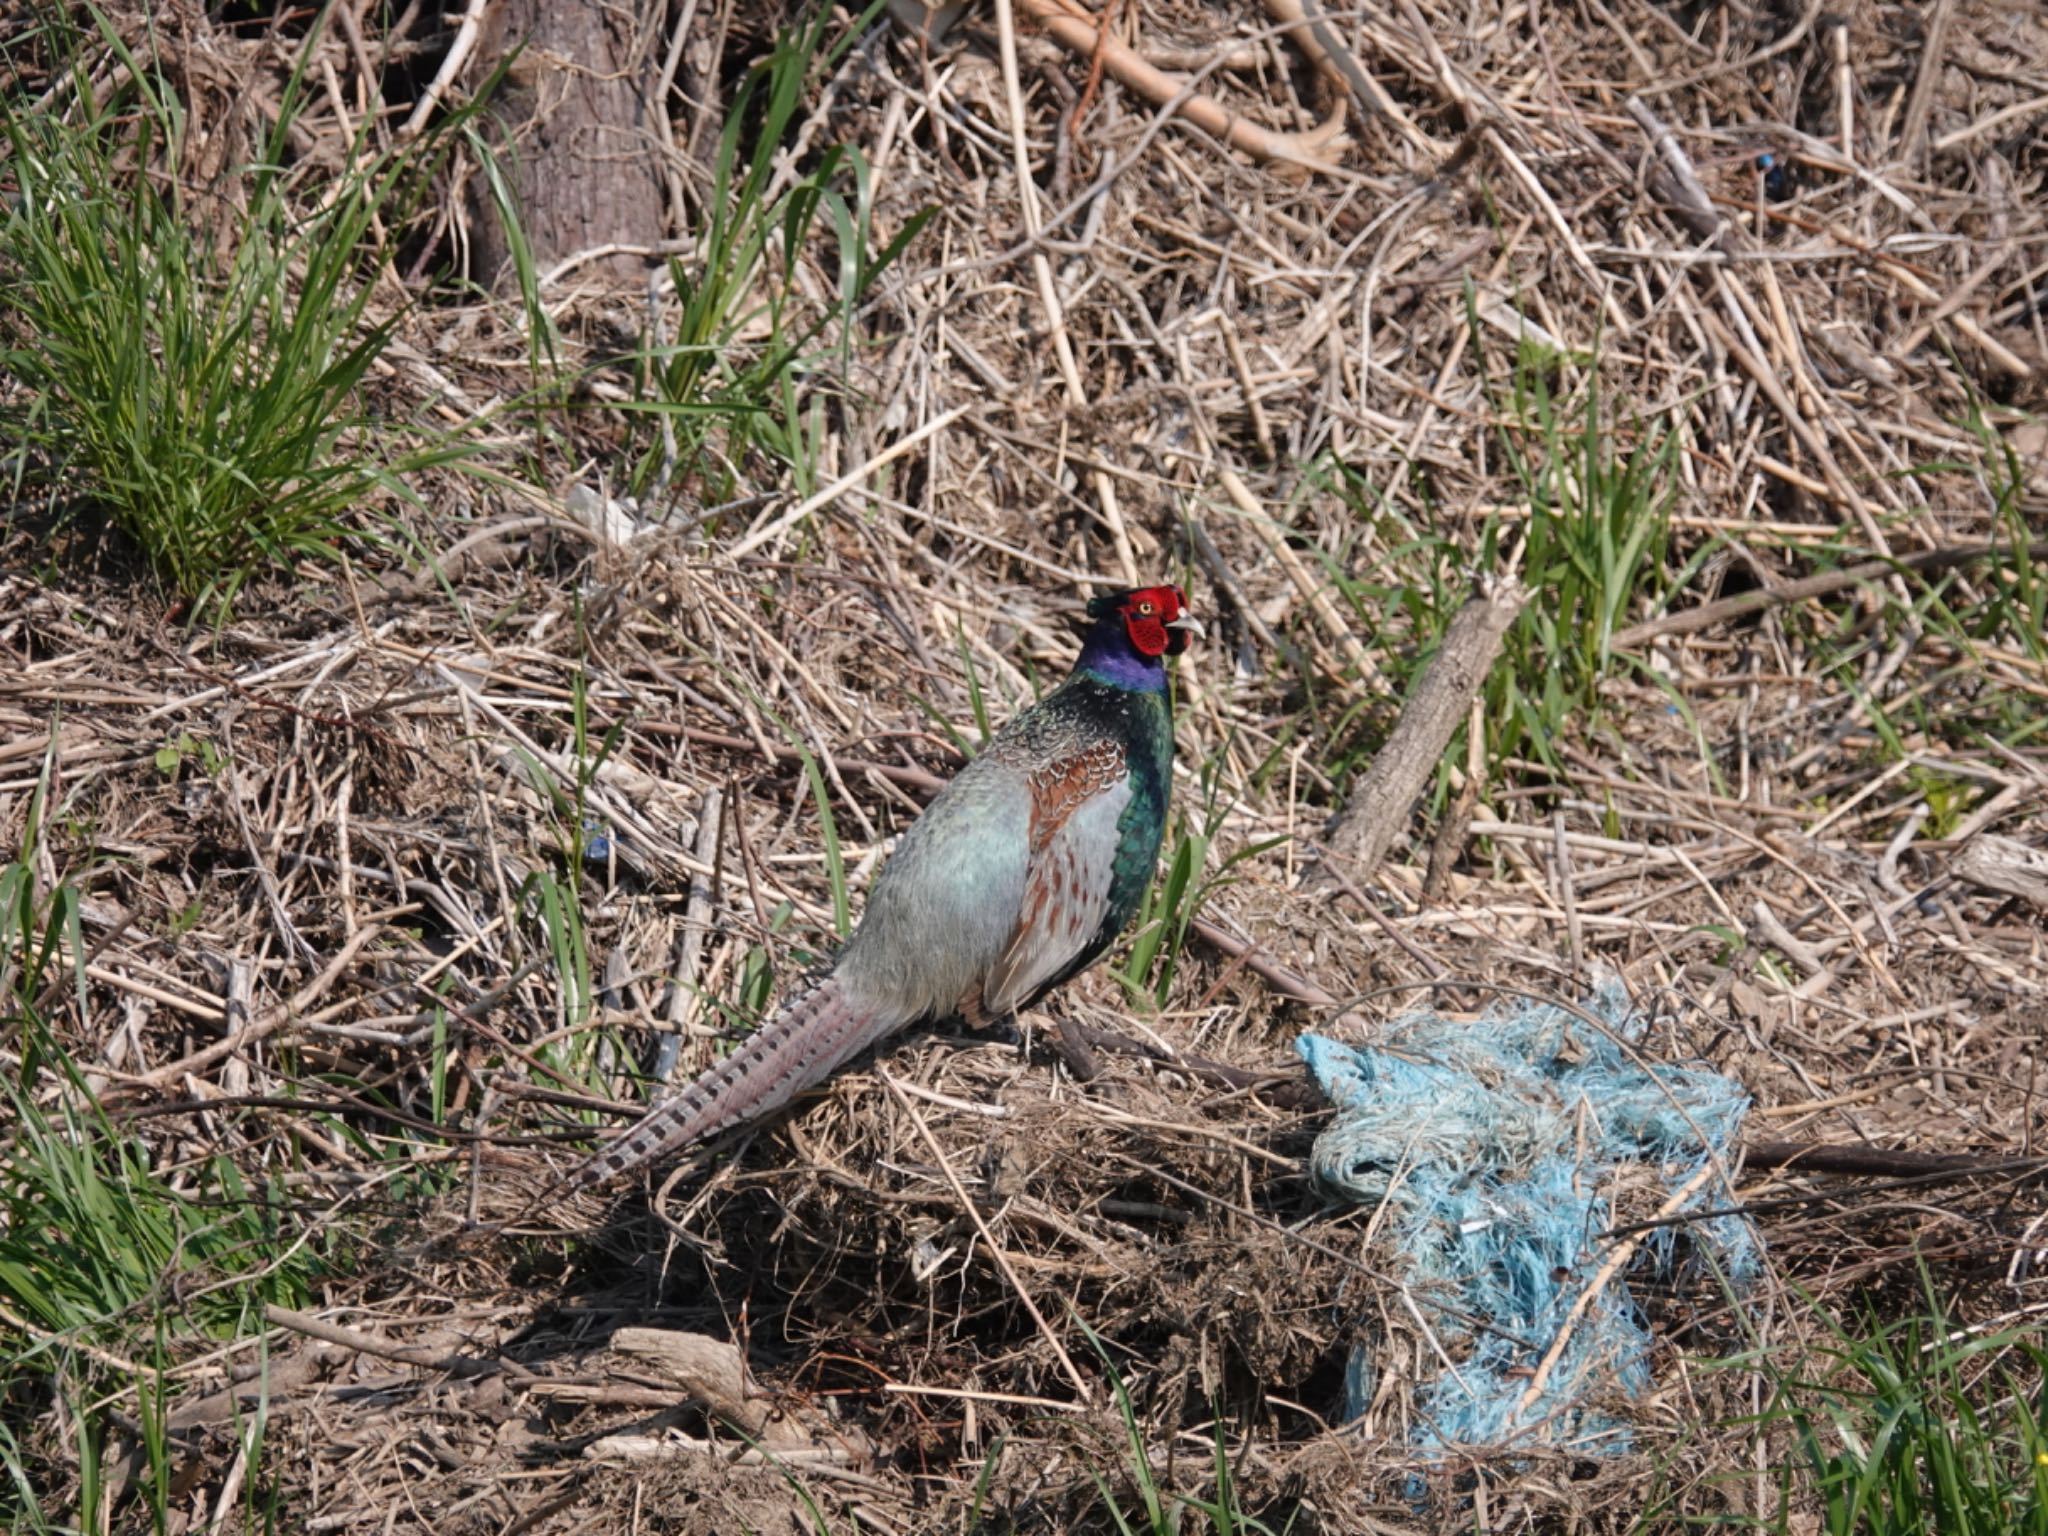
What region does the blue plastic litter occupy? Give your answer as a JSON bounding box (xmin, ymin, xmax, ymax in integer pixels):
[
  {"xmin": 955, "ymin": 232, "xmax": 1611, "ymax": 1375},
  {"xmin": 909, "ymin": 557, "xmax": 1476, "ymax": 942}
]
[{"xmin": 1296, "ymin": 984, "xmax": 1758, "ymax": 1458}]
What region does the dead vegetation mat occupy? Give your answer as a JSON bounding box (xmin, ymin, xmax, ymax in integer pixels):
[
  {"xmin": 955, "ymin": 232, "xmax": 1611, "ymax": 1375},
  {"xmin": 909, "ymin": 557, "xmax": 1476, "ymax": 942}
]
[{"xmin": 4, "ymin": 0, "xmax": 2048, "ymax": 1531}]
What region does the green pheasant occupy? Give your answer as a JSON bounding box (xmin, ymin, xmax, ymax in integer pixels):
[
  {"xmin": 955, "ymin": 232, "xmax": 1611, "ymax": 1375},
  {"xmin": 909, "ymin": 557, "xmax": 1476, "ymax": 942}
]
[{"xmin": 559, "ymin": 583, "xmax": 1199, "ymax": 1195}]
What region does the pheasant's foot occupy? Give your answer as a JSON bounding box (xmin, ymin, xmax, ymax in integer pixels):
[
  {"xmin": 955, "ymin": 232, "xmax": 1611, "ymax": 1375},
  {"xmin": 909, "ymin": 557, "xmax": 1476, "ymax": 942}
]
[
  {"xmin": 951, "ymin": 988, "xmax": 1022, "ymax": 1048},
  {"xmin": 958, "ymin": 1011, "xmax": 1022, "ymax": 1048}
]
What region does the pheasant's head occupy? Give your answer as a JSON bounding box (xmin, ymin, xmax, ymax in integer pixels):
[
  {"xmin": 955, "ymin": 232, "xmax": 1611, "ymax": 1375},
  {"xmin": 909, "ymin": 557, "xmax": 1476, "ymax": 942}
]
[{"xmin": 1087, "ymin": 584, "xmax": 1202, "ymax": 659}]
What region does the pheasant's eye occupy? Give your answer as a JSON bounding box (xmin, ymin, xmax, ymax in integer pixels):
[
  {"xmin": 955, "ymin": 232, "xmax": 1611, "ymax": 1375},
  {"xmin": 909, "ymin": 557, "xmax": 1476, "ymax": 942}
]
[{"xmin": 1137, "ymin": 601, "xmax": 1155, "ymax": 616}]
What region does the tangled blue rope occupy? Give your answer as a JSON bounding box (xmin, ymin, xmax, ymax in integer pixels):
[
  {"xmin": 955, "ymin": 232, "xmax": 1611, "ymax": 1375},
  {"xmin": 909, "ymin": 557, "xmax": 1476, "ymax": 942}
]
[{"xmin": 1297, "ymin": 985, "xmax": 1758, "ymax": 1457}]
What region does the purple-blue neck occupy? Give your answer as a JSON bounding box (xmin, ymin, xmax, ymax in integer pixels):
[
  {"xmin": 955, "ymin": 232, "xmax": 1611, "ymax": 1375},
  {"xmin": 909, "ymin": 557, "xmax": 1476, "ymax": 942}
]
[{"xmin": 1074, "ymin": 620, "xmax": 1168, "ymax": 692}]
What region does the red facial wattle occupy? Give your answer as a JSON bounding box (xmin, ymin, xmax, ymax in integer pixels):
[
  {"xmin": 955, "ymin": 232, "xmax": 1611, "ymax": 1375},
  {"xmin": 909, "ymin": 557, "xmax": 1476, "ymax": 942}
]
[{"xmin": 1120, "ymin": 585, "xmax": 1189, "ymax": 658}]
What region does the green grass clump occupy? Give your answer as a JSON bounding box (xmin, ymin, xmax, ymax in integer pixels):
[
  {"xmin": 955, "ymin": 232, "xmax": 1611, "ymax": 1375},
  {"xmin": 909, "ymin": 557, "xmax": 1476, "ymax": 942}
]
[
  {"xmin": 1763, "ymin": 1308, "xmax": 2048, "ymax": 1536},
  {"xmin": 1482, "ymin": 336, "xmax": 1681, "ymax": 772},
  {"xmin": 622, "ymin": 1, "xmax": 932, "ymax": 503},
  {"xmin": 1655, "ymin": 1283, "xmax": 2048, "ymax": 1535},
  {"xmin": 0, "ymin": 12, "xmax": 471, "ymax": 619}
]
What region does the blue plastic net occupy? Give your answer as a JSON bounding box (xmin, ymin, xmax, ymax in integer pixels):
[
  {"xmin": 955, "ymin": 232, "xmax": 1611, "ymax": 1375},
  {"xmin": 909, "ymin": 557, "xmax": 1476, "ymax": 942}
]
[{"xmin": 1296, "ymin": 985, "xmax": 1758, "ymax": 1458}]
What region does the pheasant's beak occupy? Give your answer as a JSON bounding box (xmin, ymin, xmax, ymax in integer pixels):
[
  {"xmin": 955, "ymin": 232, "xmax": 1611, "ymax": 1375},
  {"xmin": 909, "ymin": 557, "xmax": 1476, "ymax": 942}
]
[
  {"xmin": 1164, "ymin": 613, "xmax": 1203, "ymax": 655},
  {"xmin": 1167, "ymin": 614, "xmax": 1204, "ymax": 637}
]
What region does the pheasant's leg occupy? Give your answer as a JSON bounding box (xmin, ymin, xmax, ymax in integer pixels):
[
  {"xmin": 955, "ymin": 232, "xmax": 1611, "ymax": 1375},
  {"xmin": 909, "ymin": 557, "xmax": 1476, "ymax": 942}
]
[
  {"xmin": 953, "ymin": 986, "xmax": 1022, "ymax": 1047},
  {"xmin": 977, "ymin": 1014, "xmax": 1023, "ymax": 1048}
]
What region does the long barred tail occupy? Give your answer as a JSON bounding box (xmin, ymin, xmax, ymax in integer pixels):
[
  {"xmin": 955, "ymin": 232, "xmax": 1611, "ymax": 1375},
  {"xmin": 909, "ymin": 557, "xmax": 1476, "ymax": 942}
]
[{"xmin": 551, "ymin": 971, "xmax": 891, "ymax": 1201}]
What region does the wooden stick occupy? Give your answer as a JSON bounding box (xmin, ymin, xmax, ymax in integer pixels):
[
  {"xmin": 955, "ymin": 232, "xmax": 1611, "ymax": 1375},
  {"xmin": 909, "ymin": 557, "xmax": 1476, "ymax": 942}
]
[
  {"xmin": 1611, "ymin": 540, "xmax": 2048, "ymax": 649},
  {"xmin": 1320, "ymin": 576, "xmax": 1529, "ymax": 886},
  {"xmin": 1512, "ymin": 1161, "xmax": 1719, "ymax": 1421},
  {"xmin": 398, "ymin": 0, "xmax": 486, "ymax": 140},
  {"xmin": 1740, "ymin": 1142, "xmax": 2048, "ymax": 1179},
  {"xmin": 1277, "ymin": 0, "xmax": 1444, "ymax": 157},
  {"xmin": 1626, "ymin": 96, "xmax": 1730, "ymax": 252},
  {"xmin": 658, "ymin": 787, "xmax": 726, "ymax": 1082},
  {"xmin": 1066, "ymin": 1019, "xmax": 1323, "ymax": 1109},
  {"xmin": 1830, "ymin": 16, "xmax": 1853, "ymax": 160},
  {"xmin": 1894, "ymin": 0, "xmax": 1957, "ymax": 168},
  {"xmin": 1186, "ymin": 918, "xmax": 1340, "ymax": 1006},
  {"xmin": 134, "ymin": 926, "xmax": 384, "ymax": 1088},
  {"xmin": 1017, "ymin": 0, "xmax": 1349, "ymax": 171},
  {"xmin": 1953, "ymin": 834, "xmax": 2048, "ymax": 913}
]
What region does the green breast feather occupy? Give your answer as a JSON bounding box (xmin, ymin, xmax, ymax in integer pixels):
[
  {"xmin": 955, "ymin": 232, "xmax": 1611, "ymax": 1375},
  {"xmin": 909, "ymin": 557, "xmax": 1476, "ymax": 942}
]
[{"xmin": 1092, "ymin": 685, "xmax": 1176, "ymax": 955}]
